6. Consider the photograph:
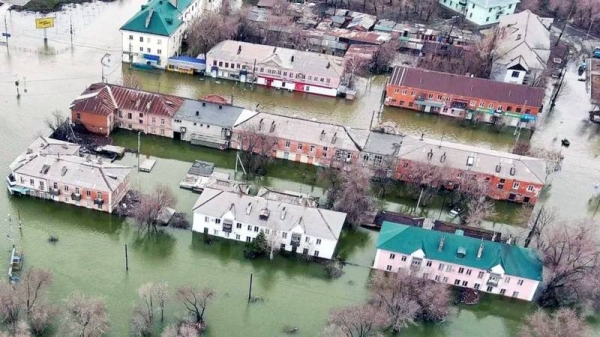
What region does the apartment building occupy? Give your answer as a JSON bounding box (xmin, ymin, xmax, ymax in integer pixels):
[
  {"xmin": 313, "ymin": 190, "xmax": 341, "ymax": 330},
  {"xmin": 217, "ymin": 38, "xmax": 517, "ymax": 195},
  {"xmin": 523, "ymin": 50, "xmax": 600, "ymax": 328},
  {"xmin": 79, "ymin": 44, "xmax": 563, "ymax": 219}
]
[
  {"xmin": 192, "ymin": 188, "xmax": 346, "ymax": 259},
  {"xmin": 439, "ymin": 0, "xmax": 519, "ymax": 26},
  {"xmin": 7, "ymin": 137, "xmax": 131, "ymax": 213},
  {"xmin": 385, "ymin": 67, "xmax": 546, "ymax": 127},
  {"xmin": 206, "ymin": 40, "xmax": 346, "ymax": 97},
  {"xmin": 120, "ymin": 0, "xmax": 220, "ymax": 68},
  {"xmin": 373, "ymin": 221, "xmax": 543, "ymax": 301}
]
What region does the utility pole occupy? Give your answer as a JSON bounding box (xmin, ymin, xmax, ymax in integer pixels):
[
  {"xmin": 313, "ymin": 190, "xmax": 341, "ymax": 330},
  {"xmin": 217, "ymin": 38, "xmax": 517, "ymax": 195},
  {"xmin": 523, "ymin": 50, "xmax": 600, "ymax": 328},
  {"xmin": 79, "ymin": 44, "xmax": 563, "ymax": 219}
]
[
  {"xmin": 23, "ymin": 77, "xmax": 27, "ymax": 93},
  {"xmin": 137, "ymin": 131, "xmax": 141, "ymax": 172},
  {"xmin": 69, "ymin": 16, "xmax": 73, "ymax": 46},
  {"xmin": 3, "ymin": 14, "xmax": 10, "ymax": 48},
  {"xmin": 586, "ymin": 18, "xmax": 596, "ymax": 40},
  {"xmin": 125, "ymin": 244, "xmax": 129, "ymax": 271},
  {"xmin": 247, "ymin": 273, "xmax": 253, "ymax": 302},
  {"xmin": 100, "ymin": 53, "xmax": 111, "ymax": 83},
  {"xmin": 524, "ymin": 206, "xmax": 544, "ymax": 248}
]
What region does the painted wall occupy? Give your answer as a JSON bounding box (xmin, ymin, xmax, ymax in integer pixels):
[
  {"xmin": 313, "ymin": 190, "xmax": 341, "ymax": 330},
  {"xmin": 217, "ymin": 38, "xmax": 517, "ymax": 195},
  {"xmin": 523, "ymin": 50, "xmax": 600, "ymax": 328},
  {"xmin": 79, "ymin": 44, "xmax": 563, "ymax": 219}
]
[
  {"xmin": 438, "ymin": 0, "xmax": 518, "ymax": 26},
  {"xmin": 71, "ymin": 110, "xmax": 112, "ymax": 136},
  {"xmin": 373, "ymin": 248, "xmax": 540, "ymax": 301},
  {"xmin": 115, "ymin": 109, "xmax": 173, "ymax": 138},
  {"xmin": 173, "ymin": 118, "xmax": 231, "ymax": 143},
  {"xmin": 192, "ymin": 211, "xmax": 337, "ymax": 259}
]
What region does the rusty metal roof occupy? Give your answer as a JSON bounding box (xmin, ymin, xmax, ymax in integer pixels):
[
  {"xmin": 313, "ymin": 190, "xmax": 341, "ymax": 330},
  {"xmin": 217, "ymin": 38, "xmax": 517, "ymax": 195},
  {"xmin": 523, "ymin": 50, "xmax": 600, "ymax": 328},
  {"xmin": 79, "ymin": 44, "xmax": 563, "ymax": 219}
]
[{"xmin": 389, "ymin": 67, "xmax": 545, "ymax": 107}]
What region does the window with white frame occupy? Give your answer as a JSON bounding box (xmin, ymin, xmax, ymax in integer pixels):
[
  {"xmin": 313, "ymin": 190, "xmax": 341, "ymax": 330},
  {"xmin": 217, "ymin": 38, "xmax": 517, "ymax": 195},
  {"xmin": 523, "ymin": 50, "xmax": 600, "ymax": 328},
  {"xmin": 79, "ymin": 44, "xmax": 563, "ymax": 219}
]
[
  {"xmin": 512, "ymin": 291, "xmax": 519, "ymax": 298},
  {"xmin": 442, "ymin": 277, "xmax": 448, "ymax": 283},
  {"xmin": 477, "ymin": 271, "xmax": 485, "ymax": 279},
  {"xmin": 390, "ymin": 253, "xmax": 396, "ymax": 259},
  {"xmin": 386, "ymin": 265, "xmax": 392, "ymax": 271},
  {"xmin": 316, "ymin": 239, "xmax": 321, "ymax": 245},
  {"xmin": 517, "ymin": 279, "xmax": 524, "ymax": 286},
  {"xmin": 512, "ymin": 182, "xmax": 519, "ymax": 190},
  {"xmin": 426, "ymin": 261, "xmax": 432, "ymax": 267},
  {"xmin": 282, "ymin": 232, "xmax": 288, "ymax": 239},
  {"xmin": 401, "ymin": 256, "xmax": 407, "ymax": 262},
  {"xmin": 527, "ymin": 185, "xmax": 534, "ymax": 192}
]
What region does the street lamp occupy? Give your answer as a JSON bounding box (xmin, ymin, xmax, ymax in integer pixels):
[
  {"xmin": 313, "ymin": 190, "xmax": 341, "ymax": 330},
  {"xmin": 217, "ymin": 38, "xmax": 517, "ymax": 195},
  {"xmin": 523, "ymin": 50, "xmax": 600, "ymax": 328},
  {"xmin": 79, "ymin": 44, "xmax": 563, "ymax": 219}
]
[{"xmin": 100, "ymin": 53, "xmax": 111, "ymax": 83}]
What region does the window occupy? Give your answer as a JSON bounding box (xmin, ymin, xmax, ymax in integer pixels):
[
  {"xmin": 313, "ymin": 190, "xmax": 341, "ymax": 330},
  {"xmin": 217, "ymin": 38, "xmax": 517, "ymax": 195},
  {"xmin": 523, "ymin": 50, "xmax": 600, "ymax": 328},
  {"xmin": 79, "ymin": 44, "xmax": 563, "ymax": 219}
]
[
  {"xmin": 282, "ymin": 232, "xmax": 288, "ymax": 239},
  {"xmin": 454, "ymin": 279, "xmax": 460, "ymax": 285},
  {"xmin": 161, "ymin": 119, "xmax": 165, "ymax": 125},
  {"xmin": 236, "ymin": 223, "xmax": 242, "ymax": 229},
  {"xmin": 139, "ymin": 47, "xmax": 143, "ymax": 52},
  {"xmin": 213, "ymin": 229, "xmax": 219, "ymax": 235},
  {"xmin": 435, "ymin": 275, "xmax": 441, "ymax": 281},
  {"xmin": 497, "ymin": 105, "xmax": 503, "ymax": 110},
  {"xmin": 438, "ymin": 263, "xmax": 445, "ymax": 271},
  {"xmin": 76, "ymin": 113, "xmax": 81, "ymax": 120},
  {"xmin": 310, "ymin": 145, "xmax": 315, "ymax": 153},
  {"xmin": 489, "ymin": 7, "xmax": 492, "ymax": 12},
  {"xmin": 254, "ymin": 226, "xmax": 259, "ymax": 232},
  {"xmin": 511, "ymin": 71, "xmax": 520, "ymax": 78},
  {"xmin": 247, "ymin": 225, "xmax": 252, "ymax": 230},
  {"xmin": 500, "ymin": 289, "xmax": 506, "ymax": 295},
  {"xmin": 517, "ymin": 279, "xmax": 524, "ymax": 286},
  {"xmin": 215, "ymin": 218, "xmax": 221, "ymax": 224},
  {"xmin": 401, "ymin": 89, "xmax": 407, "ymax": 95},
  {"xmin": 246, "ymin": 237, "xmax": 251, "ymax": 243},
  {"xmin": 298, "ymin": 143, "xmax": 303, "ymax": 150},
  {"xmin": 474, "ymin": 283, "xmax": 480, "ymax": 290},
  {"xmin": 442, "ymin": 277, "xmax": 448, "ymax": 283},
  {"xmin": 316, "ymin": 239, "xmax": 321, "ymax": 245},
  {"xmin": 472, "ymin": 3, "xmax": 474, "ymax": 8},
  {"xmin": 157, "ymin": 39, "xmax": 161, "ymax": 45},
  {"xmin": 446, "ymin": 265, "xmax": 452, "ymax": 272},
  {"xmin": 428, "ymin": 93, "xmax": 434, "ymax": 99},
  {"xmin": 139, "ymin": 36, "xmax": 143, "ymax": 42},
  {"xmin": 512, "ymin": 182, "xmax": 519, "ymax": 190},
  {"xmin": 386, "ymin": 265, "xmax": 392, "ymax": 271},
  {"xmin": 478, "ymin": 271, "xmax": 485, "ymax": 279},
  {"xmin": 426, "ymin": 261, "xmax": 432, "ymax": 267},
  {"xmin": 285, "ymin": 141, "xmax": 290, "ymax": 148},
  {"xmin": 466, "ymin": 269, "xmax": 472, "ymax": 275},
  {"xmin": 127, "ymin": 113, "xmax": 132, "ymax": 119},
  {"xmin": 437, "ymin": 95, "xmax": 442, "ymax": 100},
  {"xmin": 157, "ymin": 49, "xmax": 162, "ymax": 54},
  {"xmin": 265, "ymin": 229, "xmax": 270, "ymax": 235},
  {"xmin": 507, "ymin": 106, "xmax": 512, "ymax": 111},
  {"xmin": 303, "ymin": 248, "xmax": 309, "ymax": 254},
  {"xmin": 390, "ymin": 253, "xmax": 396, "ymax": 259},
  {"xmin": 129, "ymin": 35, "xmax": 133, "ymax": 40},
  {"xmin": 64, "ymin": 185, "xmax": 69, "ymax": 192},
  {"xmin": 305, "ymin": 237, "xmax": 310, "ymax": 243},
  {"xmin": 508, "ymin": 3, "xmax": 512, "ymax": 8},
  {"xmin": 479, "ymin": 101, "xmax": 484, "ymax": 107},
  {"xmin": 314, "ymin": 251, "xmax": 319, "ymax": 257},
  {"xmin": 139, "ymin": 119, "xmax": 143, "ymax": 124},
  {"xmin": 147, "ymin": 48, "xmax": 151, "ymax": 53},
  {"xmin": 75, "ymin": 187, "xmax": 80, "ymax": 194},
  {"xmin": 488, "ymin": 103, "xmax": 494, "ymax": 109},
  {"xmin": 516, "ymin": 107, "xmax": 522, "ymax": 113},
  {"xmin": 458, "ymin": 267, "xmax": 465, "ymax": 274},
  {"xmin": 470, "ymin": 100, "xmax": 476, "ymax": 106},
  {"xmin": 462, "ymin": 281, "xmax": 468, "ymax": 287},
  {"xmin": 486, "ymin": 17, "xmax": 490, "ymax": 22},
  {"xmin": 512, "ymin": 291, "xmax": 519, "ymax": 298},
  {"xmin": 29, "ymin": 179, "xmax": 34, "ymax": 186},
  {"xmin": 236, "ymin": 234, "xmax": 240, "ymax": 240},
  {"xmin": 225, "ymin": 62, "xmax": 229, "ymax": 68},
  {"xmin": 401, "ymin": 256, "xmax": 407, "ymax": 262},
  {"xmin": 527, "ymin": 185, "xmax": 534, "ymax": 192}
]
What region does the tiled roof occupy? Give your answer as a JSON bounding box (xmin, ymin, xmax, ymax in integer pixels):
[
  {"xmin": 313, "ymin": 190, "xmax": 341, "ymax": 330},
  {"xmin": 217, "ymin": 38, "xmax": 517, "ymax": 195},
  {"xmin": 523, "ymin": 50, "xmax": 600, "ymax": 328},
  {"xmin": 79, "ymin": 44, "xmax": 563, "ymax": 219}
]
[
  {"xmin": 377, "ymin": 221, "xmax": 543, "ymax": 281},
  {"xmin": 120, "ymin": 0, "xmax": 193, "ymax": 36},
  {"xmin": 192, "ymin": 188, "xmax": 346, "ymax": 241},
  {"xmin": 389, "ymin": 67, "xmax": 546, "ymax": 107}
]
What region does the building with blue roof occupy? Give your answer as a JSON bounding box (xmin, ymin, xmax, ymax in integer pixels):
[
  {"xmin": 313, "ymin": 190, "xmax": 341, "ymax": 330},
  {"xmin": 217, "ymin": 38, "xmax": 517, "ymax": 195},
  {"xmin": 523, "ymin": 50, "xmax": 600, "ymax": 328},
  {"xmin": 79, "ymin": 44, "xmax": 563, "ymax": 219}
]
[
  {"xmin": 120, "ymin": 0, "xmax": 220, "ymax": 69},
  {"xmin": 373, "ymin": 221, "xmax": 543, "ymax": 301}
]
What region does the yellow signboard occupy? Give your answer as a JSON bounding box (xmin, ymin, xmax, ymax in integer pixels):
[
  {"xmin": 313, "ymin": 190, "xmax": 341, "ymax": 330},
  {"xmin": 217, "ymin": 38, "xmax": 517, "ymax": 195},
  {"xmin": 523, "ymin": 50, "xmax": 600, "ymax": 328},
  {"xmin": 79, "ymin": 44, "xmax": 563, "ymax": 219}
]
[{"xmin": 35, "ymin": 17, "xmax": 55, "ymax": 29}]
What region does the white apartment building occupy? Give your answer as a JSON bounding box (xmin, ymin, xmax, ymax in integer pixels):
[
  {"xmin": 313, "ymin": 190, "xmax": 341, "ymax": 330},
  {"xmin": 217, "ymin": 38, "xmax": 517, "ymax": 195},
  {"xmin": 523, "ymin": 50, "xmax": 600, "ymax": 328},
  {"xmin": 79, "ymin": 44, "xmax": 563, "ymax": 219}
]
[
  {"xmin": 120, "ymin": 0, "xmax": 220, "ymax": 69},
  {"xmin": 192, "ymin": 188, "xmax": 346, "ymax": 259},
  {"xmin": 439, "ymin": 0, "xmax": 519, "ymax": 26}
]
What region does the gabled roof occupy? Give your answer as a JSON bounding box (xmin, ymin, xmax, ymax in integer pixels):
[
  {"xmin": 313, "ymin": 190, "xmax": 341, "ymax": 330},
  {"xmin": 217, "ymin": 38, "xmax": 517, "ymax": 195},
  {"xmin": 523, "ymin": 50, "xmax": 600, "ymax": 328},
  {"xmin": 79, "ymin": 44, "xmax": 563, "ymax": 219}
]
[
  {"xmin": 120, "ymin": 0, "xmax": 194, "ymax": 36},
  {"xmin": 494, "ymin": 10, "xmax": 552, "ymax": 71},
  {"xmin": 192, "ymin": 188, "xmax": 346, "ymax": 241},
  {"xmin": 377, "ymin": 221, "xmax": 543, "ymax": 281}
]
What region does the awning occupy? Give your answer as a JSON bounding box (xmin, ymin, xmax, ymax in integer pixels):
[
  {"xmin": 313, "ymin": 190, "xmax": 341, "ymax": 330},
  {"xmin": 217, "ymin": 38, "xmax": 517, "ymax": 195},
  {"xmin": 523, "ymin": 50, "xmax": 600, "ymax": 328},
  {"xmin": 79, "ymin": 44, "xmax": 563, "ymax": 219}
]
[
  {"xmin": 417, "ymin": 100, "xmax": 444, "ymax": 108},
  {"xmin": 143, "ymin": 54, "xmax": 160, "ymax": 61}
]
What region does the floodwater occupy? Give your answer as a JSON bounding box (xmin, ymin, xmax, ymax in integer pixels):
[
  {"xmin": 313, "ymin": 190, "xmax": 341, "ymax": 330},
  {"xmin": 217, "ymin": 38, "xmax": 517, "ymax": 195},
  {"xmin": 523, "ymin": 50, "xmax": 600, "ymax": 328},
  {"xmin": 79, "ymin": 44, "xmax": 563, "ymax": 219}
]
[{"xmin": 0, "ymin": 0, "xmax": 599, "ymax": 336}]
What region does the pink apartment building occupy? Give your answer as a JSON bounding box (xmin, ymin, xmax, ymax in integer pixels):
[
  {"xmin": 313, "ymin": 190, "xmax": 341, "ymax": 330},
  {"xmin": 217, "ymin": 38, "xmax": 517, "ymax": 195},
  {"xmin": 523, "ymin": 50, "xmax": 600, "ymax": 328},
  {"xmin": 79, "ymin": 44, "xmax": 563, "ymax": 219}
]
[{"xmin": 373, "ymin": 221, "xmax": 543, "ymax": 301}]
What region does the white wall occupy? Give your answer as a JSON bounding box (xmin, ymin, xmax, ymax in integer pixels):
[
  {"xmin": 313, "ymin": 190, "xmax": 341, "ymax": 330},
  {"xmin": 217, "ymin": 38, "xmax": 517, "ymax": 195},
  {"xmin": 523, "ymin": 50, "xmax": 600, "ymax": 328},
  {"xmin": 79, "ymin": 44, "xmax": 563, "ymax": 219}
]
[
  {"xmin": 192, "ymin": 211, "xmax": 338, "ymax": 259},
  {"xmin": 438, "ymin": 0, "xmax": 518, "ymax": 26},
  {"xmin": 503, "ymin": 69, "xmax": 526, "ymax": 84},
  {"xmin": 173, "ymin": 118, "xmax": 230, "ymax": 142}
]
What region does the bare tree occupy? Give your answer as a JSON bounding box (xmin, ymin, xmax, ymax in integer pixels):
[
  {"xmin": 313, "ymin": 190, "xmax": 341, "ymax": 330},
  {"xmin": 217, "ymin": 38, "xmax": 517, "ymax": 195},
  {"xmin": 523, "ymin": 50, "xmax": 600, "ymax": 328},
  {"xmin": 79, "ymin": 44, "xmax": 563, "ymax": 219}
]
[
  {"xmin": 401, "ymin": 161, "xmax": 447, "ymax": 209},
  {"xmin": 462, "ymin": 196, "xmax": 496, "ymax": 227},
  {"xmin": 538, "ymin": 220, "xmax": 600, "ymax": 309},
  {"xmin": 0, "ymin": 284, "xmax": 23, "ymax": 331},
  {"xmin": 63, "ymin": 292, "xmax": 109, "ymax": 337},
  {"xmin": 175, "ymin": 286, "xmax": 215, "ymax": 324},
  {"xmin": 266, "ymin": 225, "xmax": 280, "ymax": 260},
  {"xmin": 161, "ymin": 322, "xmax": 201, "ymax": 337},
  {"xmin": 45, "ymin": 110, "xmax": 70, "ymax": 140},
  {"xmin": 369, "ymin": 271, "xmax": 450, "ymax": 332},
  {"xmin": 133, "ymin": 184, "xmax": 177, "ymax": 235},
  {"xmin": 154, "ymin": 282, "xmax": 169, "ymax": 324},
  {"xmin": 318, "ymin": 168, "xmax": 343, "ymax": 209},
  {"xmin": 0, "ymin": 320, "xmax": 30, "ymax": 337},
  {"xmin": 371, "ymin": 40, "xmax": 399, "ymax": 74},
  {"xmin": 185, "ymin": 10, "xmax": 240, "ymax": 56},
  {"xmin": 333, "ymin": 166, "xmax": 376, "ymax": 228},
  {"xmin": 523, "ymin": 206, "xmax": 558, "ymax": 249},
  {"xmin": 235, "ymin": 124, "xmax": 278, "ymax": 176},
  {"xmin": 122, "ymin": 72, "xmax": 142, "ymax": 90},
  {"xmin": 21, "ymin": 269, "xmax": 52, "ymax": 314},
  {"xmin": 29, "ymin": 303, "xmax": 57, "ymax": 336},
  {"xmin": 519, "ymin": 308, "xmax": 592, "ymax": 337},
  {"xmin": 343, "ymin": 55, "xmax": 370, "ymax": 89},
  {"xmin": 327, "ymin": 304, "xmax": 386, "ymax": 337}
]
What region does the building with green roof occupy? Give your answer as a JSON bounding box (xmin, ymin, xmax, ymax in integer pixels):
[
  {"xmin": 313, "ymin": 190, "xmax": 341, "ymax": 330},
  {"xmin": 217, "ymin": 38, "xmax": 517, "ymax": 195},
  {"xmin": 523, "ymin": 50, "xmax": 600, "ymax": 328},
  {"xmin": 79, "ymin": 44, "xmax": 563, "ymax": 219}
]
[
  {"xmin": 120, "ymin": 0, "xmax": 220, "ymax": 68},
  {"xmin": 373, "ymin": 221, "xmax": 543, "ymax": 301}
]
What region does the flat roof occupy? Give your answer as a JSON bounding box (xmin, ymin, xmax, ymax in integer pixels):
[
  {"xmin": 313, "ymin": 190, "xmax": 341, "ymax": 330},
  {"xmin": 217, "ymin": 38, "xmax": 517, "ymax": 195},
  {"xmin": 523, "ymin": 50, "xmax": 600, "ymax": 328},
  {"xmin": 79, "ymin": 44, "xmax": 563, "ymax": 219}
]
[{"xmin": 175, "ymin": 99, "xmax": 246, "ymax": 127}]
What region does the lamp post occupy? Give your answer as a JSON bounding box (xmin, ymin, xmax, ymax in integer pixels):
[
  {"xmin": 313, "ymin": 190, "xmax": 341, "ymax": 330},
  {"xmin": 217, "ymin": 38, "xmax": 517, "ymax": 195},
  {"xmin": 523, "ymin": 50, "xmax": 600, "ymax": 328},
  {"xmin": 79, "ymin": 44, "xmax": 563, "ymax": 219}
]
[{"xmin": 100, "ymin": 53, "xmax": 111, "ymax": 83}]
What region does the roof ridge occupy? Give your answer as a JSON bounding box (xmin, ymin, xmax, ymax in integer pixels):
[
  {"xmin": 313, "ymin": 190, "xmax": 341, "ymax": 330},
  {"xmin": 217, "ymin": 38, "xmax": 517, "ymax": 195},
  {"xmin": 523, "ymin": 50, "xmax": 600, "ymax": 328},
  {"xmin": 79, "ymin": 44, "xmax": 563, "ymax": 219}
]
[
  {"xmin": 316, "ymin": 208, "xmax": 339, "ymax": 240},
  {"xmin": 97, "ymin": 167, "xmax": 114, "ymax": 192},
  {"xmin": 192, "ymin": 190, "xmax": 224, "ymax": 211}
]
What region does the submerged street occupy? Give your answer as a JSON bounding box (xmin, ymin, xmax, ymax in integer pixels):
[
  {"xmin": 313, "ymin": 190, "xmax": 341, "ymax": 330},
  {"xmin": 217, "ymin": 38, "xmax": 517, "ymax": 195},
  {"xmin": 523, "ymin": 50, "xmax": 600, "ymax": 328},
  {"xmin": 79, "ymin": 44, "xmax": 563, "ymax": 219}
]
[{"xmin": 0, "ymin": 0, "xmax": 600, "ymax": 336}]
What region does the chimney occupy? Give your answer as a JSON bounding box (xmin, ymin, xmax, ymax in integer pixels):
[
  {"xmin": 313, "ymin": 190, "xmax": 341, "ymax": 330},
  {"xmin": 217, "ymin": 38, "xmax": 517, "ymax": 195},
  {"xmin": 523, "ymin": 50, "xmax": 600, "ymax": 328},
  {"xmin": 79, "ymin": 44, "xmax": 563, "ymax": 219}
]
[
  {"xmin": 440, "ymin": 152, "xmax": 446, "ymax": 163},
  {"xmin": 507, "ymin": 235, "xmax": 513, "ymax": 245},
  {"xmin": 246, "ymin": 202, "xmax": 252, "ymax": 215},
  {"xmin": 269, "ymin": 121, "xmax": 276, "ymax": 133},
  {"xmin": 273, "ymin": 47, "xmax": 277, "ymax": 53},
  {"xmin": 510, "ymin": 167, "xmax": 516, "ymax": 176},
  {"xmin": 427, "ymin": 149, "xmax": 433, "ymax": 160},
  {"xmin": 280, "ymin": 207, "xmax": 286, "ymax": 220},
  {"xmin": 332, "ymin": 132, "xmax": 337, "ymax": 144},
  {"xmin": 326, "ymin": 62, "xmax": 330, "ymax": 69},
  {"xmin": 258, "ymin": 118, "xmax": 264, "ymax": 131},
  {"xmin": 477, "ymin": 243, "xmax": 484, "ymax": 259},
  {"xmin": 495, "ymin": 164, "xmax": 501, "ymax": 173},
  {"xmin": 438, "ymin": 236, "xmax": 445, "ymax": 251},
  {"xmin": 61, "ymin": 166, "xmax": 68, "ymax": 176},
  {"xmin": 237, "ymin": 45, "xmax": 242, "ymax": 55}
]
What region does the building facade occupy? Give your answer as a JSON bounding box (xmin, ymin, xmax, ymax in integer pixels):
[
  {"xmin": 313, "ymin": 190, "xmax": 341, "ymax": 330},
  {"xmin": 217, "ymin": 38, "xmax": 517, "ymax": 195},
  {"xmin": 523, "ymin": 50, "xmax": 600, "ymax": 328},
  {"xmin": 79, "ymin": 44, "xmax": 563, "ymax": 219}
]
[
  {"xmin": 385, "ymin": 67, "xmax": 546, "ymax": 127},
  {"xmin": 120, "ymin": 0, "xmax": 219, "ymax": 69},
  {"xmin": 7, "ymin": 137, "xmax": 131, "ymax": 213},
  {"xmin": 373, "ymin": 221, "xmax": 543, "ymax": 301},
  {"xmin": 206, "ymin": 40, "xmax": 346, "ymax": 97},
  {"xmin": 438, "ymin": 0, "xmax": 519, "ymax": 26},
  {"xmin": 192, "ymin": 188, "xmax": 346, "ymax": 259}
]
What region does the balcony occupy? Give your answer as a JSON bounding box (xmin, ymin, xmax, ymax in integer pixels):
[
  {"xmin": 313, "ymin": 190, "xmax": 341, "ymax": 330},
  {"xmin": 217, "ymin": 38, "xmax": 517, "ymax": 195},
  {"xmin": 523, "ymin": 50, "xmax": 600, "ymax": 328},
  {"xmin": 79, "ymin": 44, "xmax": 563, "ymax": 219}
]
[
  {"xmin": 71, "ymin": 193, "xmax": 81, "ymax": 201},
  {"xmin": 93, "ymin": 198, "xmax": 104, "ymax": 206},
  {"xmin": 49, "ymin": 188, "xmax": 60, "ymax": 196}
]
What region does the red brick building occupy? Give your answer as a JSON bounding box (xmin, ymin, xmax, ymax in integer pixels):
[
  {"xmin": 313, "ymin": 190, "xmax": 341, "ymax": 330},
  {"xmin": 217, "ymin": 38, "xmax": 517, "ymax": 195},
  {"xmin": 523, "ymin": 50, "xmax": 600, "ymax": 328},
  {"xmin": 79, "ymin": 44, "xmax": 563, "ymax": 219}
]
[{"xmin": 385, "ymin": 67, "xmax": 546, "ymax": 128}]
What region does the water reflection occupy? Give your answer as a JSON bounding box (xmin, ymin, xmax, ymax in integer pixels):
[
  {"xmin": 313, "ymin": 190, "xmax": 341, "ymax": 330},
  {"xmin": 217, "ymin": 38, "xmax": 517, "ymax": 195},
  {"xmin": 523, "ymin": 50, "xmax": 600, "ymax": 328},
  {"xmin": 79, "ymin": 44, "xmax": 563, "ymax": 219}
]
[{"xmin": 130, "ymin": 229, "xmax": 176, "ymax": 259}]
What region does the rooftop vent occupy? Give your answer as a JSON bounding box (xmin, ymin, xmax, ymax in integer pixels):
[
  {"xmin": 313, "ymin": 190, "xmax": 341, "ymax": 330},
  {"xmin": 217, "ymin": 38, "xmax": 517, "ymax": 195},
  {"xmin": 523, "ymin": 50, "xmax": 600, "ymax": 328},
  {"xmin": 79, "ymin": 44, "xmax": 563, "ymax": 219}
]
[
  {"xmin": 291, "ymin": 56, "xmax": 294, "ymax": 62},
  {"xmin": 97, "ymin": 157, "xmax": 103, "ymax": 165},
  {"xmin": 427, "ymin": 149, "xmax": 433, "ymax": 160},
  {"xmin": 466, "ymin": 156, "xmax": 474, "ymax": 166},
  {"xmin": 320, "ymin": 130, "xmax": 325, "ymax": 141},
  {"xmin": 332, "ymin": 132, "xmax": 337, "ymax": 144},
  {"xmin": 516, "ymin": 34, "xmax": 522, "ymax": 40},
  {"xmin": 40, "ymin": 165, "xmax": 50, "ymax": 175},
  {"xmin": 280, "ymin": 207, "xmax": 286, "ymax": 220},
  {"xmin": 440, "ymin": 152, "xmax": 446, "ymax": 163},
  {"xmin": 259, "ymin": 208, "xmax": 270, "ymax": 220},
  {"xmin": 61, "ymin": 166, "xmax": 68, "ymax": 176},
  {"xmin": 477, "ymin": 243, "xmax": 484, "ymax": 259},
  {"xmin": 246, "ymin": 202, "xmax": 252, "ymax": 215},
  {"xmin": 438, "ymin": 236, "xmax": 445, "ymax": 251},
  {"xmin": 166, "ymin": 18, "xmax": 173, "ymax": 25},
  {"xmin": 455, "ymin": 229, "xmax": 464, "ymax": 236},
  {"xmin": 218, "ymin": 105, "xmax": 222, "ymax": 109},
  {"xmin": 26, "ymin": 148, "xmax": 33, "ymax": 154},
  {"xmin": 237, "ymin": 45, "xmax": 242, "ymax": 55},
  {"xmin": 326, "ymin": 62, "xmax": 330, "ymax": 69},
  {"xmin": 273, "ymin": 47, "xmax": 277, "ymax": 53},
  {"xmin": 457, "ymin": 246, "xmax": 466, "ymax": 258},
  {"xmin": 269, "ymin": 121, "xmax": 276, "ymax": 133},
  {"xmin": 196, "ymin": 111, "xmax": 199, "ymax": 116},
  {"xmin": 495, "ymin": 164, "xmax": 501, "ymax": 173},
  {"xmin": 258, "ymin": 118, "xmax": 264, "ymax": 131}
]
